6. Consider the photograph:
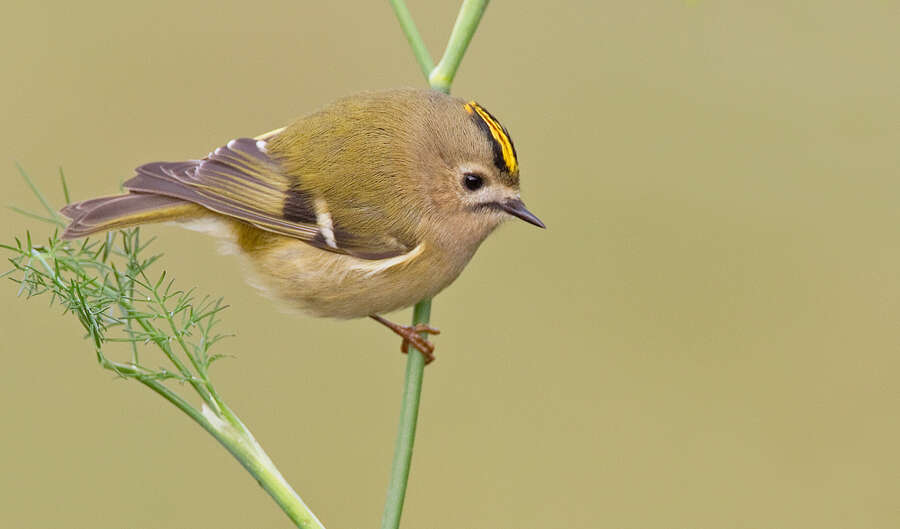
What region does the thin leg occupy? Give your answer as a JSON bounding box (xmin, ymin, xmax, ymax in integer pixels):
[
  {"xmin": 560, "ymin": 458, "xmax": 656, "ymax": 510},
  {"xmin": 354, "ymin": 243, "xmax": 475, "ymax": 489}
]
[{"xmin": 370, "ymin": 314, "xmax": 441, "ymax": 364}]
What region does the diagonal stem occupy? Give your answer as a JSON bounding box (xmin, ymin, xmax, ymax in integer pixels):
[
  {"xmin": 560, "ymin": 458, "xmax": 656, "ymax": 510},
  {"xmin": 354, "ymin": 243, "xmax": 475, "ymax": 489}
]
[
  {"xmin": 389, "ymin": 0, "xmax": 434, "ymax": 78},
  {"xmin": 429, "ymin": 0, "xmax": 490, "ymax": 94}
]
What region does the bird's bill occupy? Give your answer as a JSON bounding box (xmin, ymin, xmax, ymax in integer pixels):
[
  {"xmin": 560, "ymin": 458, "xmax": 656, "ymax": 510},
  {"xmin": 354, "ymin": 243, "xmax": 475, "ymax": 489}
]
[{"xmin": 500, "ymin": 198, "xmax": 546, "ymax": 228}]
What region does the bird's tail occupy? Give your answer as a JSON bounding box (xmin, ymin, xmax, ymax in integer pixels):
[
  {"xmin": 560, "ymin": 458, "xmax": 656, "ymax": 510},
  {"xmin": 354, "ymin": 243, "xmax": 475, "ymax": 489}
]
[{"xmin": 60, "ymin": 193, "xmax": 205, "ymax": 240}]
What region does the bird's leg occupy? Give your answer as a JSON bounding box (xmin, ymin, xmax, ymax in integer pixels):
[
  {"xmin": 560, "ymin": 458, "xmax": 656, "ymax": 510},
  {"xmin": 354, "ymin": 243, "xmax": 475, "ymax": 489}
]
[{"xmin": 370, "ymin": 314, "xmax": 441, "ymax": 364}]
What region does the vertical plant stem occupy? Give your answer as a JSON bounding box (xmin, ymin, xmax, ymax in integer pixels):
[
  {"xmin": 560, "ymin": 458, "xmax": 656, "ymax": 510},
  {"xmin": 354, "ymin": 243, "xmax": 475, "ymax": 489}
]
[
  {"xmin": 383, "ymin": 2, "xmax": 490, "ymax": 528},
  {"xmin": 380, "ymin": 299, "xmax": 430, "ymax": 529}
]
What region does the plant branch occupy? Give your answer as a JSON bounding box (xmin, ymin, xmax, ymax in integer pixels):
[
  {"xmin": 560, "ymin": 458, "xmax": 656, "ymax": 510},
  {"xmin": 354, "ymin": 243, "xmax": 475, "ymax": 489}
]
[
  {"xmin": 429, "ymin": 0, "xmax": 490, "ymax": 93},
  {"xmin": 382, "ymin": 1, "xmax": 490, "ymax": 528},
  {"xmin": 389, "ymin": 0, "xmax": 434, "ymax": 78},
  {"xmin": 140, "ymin": 370, "xmax": 323, "ymax": 529},
  {"xmin": 380, "ymin": 299, "xmax": 430, "ymax": 529},
  {"xmin": 201, "ymin": 402, "xmax": 325, "ymax": 529}
]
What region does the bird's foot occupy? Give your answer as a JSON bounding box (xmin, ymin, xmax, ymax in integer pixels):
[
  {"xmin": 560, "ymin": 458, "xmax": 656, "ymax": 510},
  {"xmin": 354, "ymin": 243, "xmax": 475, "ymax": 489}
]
[
  {"xmin": 370, "ymin": 315, "xmax": 441, "ymax": 364},
  {"xmin": 399, "ymin": 323, "xmax": 441, "ymax": 362}
]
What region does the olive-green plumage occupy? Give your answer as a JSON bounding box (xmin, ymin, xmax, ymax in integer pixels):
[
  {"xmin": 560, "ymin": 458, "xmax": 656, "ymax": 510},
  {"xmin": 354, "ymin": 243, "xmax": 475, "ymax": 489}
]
[{"xmin": 61, "ymin": 89, "xmax": 543, "ymax": 332}]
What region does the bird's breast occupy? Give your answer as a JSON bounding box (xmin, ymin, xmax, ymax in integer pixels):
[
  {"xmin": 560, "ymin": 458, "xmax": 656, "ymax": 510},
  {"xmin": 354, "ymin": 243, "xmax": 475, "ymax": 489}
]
[{"xmin": 241, "ymin": 233, "xmax": 474, "ymax": 319}]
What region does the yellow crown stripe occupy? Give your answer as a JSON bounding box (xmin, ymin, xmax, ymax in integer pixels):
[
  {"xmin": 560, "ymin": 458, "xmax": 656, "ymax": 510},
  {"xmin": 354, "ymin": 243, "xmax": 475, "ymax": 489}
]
[
  {"xmin": 465, "ymin": 102, "xmax": 518, "ymax": 174},
  {"xmin": 472, "ymin": 105, "xmax": 518, "ymax": 174}
]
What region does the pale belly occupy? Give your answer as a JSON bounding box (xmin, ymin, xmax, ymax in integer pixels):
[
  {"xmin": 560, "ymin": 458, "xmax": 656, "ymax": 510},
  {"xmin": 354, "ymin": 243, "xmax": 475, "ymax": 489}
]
[
  {"xmin": 179, "ymin": 215, "xmax": 481, "ymax": 319},
  {"xmin": 247, "ymin": 236, "xmax": 471, "ymax": 318}
]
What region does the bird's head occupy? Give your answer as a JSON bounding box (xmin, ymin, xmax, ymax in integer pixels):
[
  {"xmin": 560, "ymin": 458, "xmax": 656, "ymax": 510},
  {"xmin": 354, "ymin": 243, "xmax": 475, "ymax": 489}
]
[{"xmin": 414, "ymin": 96, "xmax": 544, "ymax": 244}]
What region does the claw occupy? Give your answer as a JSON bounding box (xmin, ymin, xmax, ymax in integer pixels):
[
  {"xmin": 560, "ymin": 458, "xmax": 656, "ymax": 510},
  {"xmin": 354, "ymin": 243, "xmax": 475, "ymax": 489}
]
[{"xmin": 370, "ymin": 315, "xmax": 441, "ymax": 364}]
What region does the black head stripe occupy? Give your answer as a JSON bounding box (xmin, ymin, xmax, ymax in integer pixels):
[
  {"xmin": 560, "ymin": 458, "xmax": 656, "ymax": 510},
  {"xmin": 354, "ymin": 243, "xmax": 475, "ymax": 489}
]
[
  {"xmin": 471, "ymin": 113, "xmax": 508, "ymax": 173},
  {"xmin": 464, "ymin": 101, "xmax": 519, "ymax": 176}
]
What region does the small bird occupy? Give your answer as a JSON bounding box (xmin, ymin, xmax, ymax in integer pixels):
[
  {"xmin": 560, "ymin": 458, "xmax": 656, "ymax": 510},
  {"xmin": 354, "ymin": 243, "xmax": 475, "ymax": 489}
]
[{"xmin": 61, "ymin": 89, "xmax": 544, "ymax": 362}]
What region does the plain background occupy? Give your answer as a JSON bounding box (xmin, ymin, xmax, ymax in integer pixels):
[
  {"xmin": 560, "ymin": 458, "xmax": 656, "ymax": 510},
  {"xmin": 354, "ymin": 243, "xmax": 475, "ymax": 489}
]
[{"xmin": 1, "ymin": 1, "xmax": 898, "ymax": 528}]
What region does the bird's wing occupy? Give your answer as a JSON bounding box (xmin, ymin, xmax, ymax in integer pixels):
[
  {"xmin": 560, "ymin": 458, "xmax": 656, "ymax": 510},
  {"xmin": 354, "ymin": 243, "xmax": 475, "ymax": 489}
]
[{"xmin": 123, "ymin": 137, "xmax": 412, "ymax": 260}]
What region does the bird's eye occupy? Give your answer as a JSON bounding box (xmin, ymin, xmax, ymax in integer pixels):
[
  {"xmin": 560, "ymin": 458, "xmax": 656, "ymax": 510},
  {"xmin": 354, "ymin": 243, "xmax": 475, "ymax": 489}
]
[{"xmin": 463, "ymin": 173, "xmax": 484, "ymax": 191}]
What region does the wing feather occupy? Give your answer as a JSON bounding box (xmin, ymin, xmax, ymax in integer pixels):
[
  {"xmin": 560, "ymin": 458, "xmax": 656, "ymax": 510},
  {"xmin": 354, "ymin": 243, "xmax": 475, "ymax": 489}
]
[{"xmin": 122, "ymin": 137, "xmax": 411, "ymax": 259}]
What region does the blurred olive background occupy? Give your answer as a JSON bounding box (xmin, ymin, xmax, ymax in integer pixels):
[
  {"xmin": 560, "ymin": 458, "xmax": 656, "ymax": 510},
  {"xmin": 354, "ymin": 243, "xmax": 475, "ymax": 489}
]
[{"xmin": 2, "ymin": 1, "xmax": 898, "ymax": 528}]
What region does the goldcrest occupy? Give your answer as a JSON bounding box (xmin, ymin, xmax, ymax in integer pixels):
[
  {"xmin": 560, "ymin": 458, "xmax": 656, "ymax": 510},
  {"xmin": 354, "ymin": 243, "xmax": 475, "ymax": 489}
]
[{"xmin": 61, "ymin": 89, "xmax": 544, "ymax": 360}]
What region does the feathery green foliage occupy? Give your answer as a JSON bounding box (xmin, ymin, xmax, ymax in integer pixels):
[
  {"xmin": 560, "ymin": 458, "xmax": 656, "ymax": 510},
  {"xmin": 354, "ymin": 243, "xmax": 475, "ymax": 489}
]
[
  {"xmin": 4, "ymin": 170, "xmax": 229, "ymax": 392},
  {"xmin": 3, "ymin": 168, "xmax": 324, "ymax": 529}
]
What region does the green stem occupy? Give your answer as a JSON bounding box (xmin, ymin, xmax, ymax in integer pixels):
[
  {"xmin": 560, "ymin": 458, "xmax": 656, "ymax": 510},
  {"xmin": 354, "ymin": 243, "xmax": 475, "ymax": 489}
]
[
  {"xmin": 144, "ymin": 282, "xmax": 220, "ymax": 412},
  {"xmin": 428, "ymin": 0, "xmax": 490, "ymax": 94},
  {"xmin": 380, "ymin": 299, "xmax": 430, "ymax": 529},
  {"xmin": 204, "ymin": 403, "xmax": 326, "ymax": 529},
  {"xmin": 140, "ymin": 376, "xmax": 324, "ymax": 529},
  {"xmin": 388, "ymin": 0, "xmax": 434, "ymax": 78},
  {"xmin": 381, "ymin": 1, "xmax": 490, "ymax": 527}
]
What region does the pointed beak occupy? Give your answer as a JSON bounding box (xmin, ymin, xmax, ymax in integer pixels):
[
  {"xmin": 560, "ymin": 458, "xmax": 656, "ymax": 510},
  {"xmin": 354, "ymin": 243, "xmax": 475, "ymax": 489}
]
[{"xmin": 500, "ymin": 198, "xmax": 546, "ymax": 229}]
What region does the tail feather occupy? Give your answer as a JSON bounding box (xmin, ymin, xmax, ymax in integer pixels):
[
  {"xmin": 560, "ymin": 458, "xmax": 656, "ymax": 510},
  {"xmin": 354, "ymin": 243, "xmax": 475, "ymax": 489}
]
[{"xmin": 61, "ymin": 193, "xmax": 205, "ymax": 240}]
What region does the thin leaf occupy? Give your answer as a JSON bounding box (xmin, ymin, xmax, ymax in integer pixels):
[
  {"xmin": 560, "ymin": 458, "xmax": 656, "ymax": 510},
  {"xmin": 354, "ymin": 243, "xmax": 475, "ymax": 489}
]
[
  {"xmin": 7, "ymin": 206, "xmax": 64, "ymax": 226},
  {"xmin": 59, "ymin": 167, "xmax": 71, "ymax": 204},
  {"xmin": 15, "ymin": 163, "xmax": 62, "ymax": 222},
  {"xmin": 102, "ymin": 232, "xmax": 113, "ymax": 262}
]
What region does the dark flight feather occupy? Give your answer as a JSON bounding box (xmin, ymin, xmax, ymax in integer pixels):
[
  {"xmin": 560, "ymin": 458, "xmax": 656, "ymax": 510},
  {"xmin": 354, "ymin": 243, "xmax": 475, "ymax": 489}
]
[{"xmin": 61, "ymin": 137, "xmax": 411, "ymax": 260}]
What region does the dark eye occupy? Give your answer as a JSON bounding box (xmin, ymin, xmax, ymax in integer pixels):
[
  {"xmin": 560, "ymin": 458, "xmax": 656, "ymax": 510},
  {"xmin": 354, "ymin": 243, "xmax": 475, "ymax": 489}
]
[{"xmin": 463, "ymin": 173, "xmax": 484, "ymax": 191}]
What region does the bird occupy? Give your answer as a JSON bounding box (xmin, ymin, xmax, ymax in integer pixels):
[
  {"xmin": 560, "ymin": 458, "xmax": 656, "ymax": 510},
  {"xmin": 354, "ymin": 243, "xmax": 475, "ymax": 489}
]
[{"xmin": 60, "ymin": 88, "xmax": 544, "ymax": 362}]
